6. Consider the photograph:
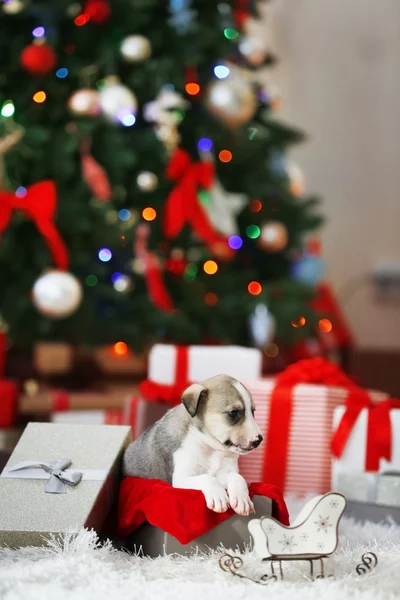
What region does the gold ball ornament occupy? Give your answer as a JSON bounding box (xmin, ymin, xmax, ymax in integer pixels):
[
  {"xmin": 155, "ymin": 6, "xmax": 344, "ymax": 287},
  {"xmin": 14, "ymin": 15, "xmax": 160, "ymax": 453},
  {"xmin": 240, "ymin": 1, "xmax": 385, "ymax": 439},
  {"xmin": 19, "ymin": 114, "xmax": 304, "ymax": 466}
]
[
  {"xmin": 239, "ymin": 36, "xmax": 266, "ymax": 66},
  {"xmin": 137, "ymin": 171, "xmax": 158, "ymax": 192},
  {"xmin": 99, "ymin": 79, "xmax": 138, "ymax": 122},
  {"xmin": 120, "ymin": 35, "xmax": 152, "ymax": 62},
  {"xmin": 68, "ymin": 89, "xmax": 101, "ymax": 116},
  {"xmin": 32, "ymin": 271, "xmax": 83, "ymax": 319},
  {"xmin": 259, "ymin": 221, "xmax": 288, "ymax": 252},
  {"xmin": 205, "ymin": 77, "xmax": 257, "ymax": 127}
]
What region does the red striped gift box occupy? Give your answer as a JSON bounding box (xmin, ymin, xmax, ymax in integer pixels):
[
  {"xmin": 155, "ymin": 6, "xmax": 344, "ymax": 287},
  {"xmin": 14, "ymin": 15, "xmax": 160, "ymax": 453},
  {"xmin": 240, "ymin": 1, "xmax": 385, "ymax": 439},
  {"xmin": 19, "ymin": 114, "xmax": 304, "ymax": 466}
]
[{"xmin": 239, "ymin": 378, "xmax": 387, "ymax": 496}]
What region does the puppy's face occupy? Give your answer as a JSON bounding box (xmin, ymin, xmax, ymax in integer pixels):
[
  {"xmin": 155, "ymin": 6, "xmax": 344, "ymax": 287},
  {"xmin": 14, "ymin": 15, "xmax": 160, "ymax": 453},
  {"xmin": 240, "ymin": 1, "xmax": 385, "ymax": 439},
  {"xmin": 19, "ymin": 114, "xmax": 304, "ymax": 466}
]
[{"xmin": 181, "ymin": 375, "xmax": 262, "ymax": 455}]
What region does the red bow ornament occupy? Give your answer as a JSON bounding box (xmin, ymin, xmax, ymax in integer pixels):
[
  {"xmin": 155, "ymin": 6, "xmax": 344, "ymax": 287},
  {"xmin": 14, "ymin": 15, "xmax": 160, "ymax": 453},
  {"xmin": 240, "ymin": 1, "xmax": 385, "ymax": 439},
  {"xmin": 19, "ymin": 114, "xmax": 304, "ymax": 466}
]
[
  {"xmin": 164, "ymin": 149, "xmax": 233, "ymax": 259},
  {"xmin": 0, "ymin": 181, "xmax": 68, "ymax": 270}
]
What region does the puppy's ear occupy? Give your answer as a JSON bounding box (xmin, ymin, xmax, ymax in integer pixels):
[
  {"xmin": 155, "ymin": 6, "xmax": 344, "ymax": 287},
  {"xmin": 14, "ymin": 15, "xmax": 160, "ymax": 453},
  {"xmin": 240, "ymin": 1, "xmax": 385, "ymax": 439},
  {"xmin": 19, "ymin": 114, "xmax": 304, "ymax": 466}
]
[{"xmin": 181, "ymin": 383, "xmax": 208, "ymax": 417}]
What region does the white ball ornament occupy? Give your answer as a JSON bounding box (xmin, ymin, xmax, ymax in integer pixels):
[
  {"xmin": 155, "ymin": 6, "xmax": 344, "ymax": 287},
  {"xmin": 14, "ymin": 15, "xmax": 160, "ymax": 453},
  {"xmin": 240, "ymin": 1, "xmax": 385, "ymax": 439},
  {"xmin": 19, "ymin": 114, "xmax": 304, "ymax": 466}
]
[
  {"xmin": 120, "ymin": 35, "xmax": 152, "ymax": 63},
  {"xmin": 137, "ymin": 171, "xmax": 158, "ymax": 192},
  {"xmin": 205, "ymin": 76, "xmax": 257, "ymax": 127},
  {"xmin": 99, "ymin": 79, "xmax": 138, "ymax": 123},
  {"xmin": 32, "ymin": 271, "xmax": 83, "ymax": 319},
  {"xmin": 68, "ymin": 89, "xmax": 101, "ymax": 116}
]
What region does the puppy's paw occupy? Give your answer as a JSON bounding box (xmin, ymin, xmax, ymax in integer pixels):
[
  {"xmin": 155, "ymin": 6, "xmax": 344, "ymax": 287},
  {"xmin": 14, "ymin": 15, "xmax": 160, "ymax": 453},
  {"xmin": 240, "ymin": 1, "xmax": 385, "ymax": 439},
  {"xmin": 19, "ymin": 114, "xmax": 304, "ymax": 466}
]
[
  {"xmin": 202, "ymin": 481, "xmax": 230, "ymax": 513},
  {"xmin": 229, "ymin": 492, "xmax": 254, "ymax": 516}
]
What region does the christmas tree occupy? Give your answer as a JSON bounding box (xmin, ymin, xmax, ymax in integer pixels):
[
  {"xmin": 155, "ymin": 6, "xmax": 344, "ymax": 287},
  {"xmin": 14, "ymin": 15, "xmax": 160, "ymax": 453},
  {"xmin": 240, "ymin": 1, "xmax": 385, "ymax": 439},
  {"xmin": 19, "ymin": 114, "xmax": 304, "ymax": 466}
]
[{"xmin": 0, "ymin": 0, "xmax": 323, "ymax": 353}]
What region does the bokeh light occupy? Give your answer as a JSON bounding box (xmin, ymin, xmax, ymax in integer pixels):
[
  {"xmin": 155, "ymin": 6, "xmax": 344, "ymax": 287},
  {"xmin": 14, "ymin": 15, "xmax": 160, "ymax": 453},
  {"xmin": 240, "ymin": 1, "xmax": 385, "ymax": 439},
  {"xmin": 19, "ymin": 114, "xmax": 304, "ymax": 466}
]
[
  {"xmin": 119, "ymin": 113, "xmax": 136, "ymax": 127},
  {"xmin": 111, "ymin": 272, "xmax": 122, "ymax": 284},
  {"xmin": 184, "ymin": 263, "xmax": 198, "ymax": 281},
  {"xmin": 98, "ymin": 248, "xmax": 112, "ymax": 262},
  {"xmin": 319, "ymin": 318, "xmax": 333, "ymax": 333},
  {"xmin": 74, "ymin": 13, "xmax": 89, "ymax": 26},
  {"xmin": 198, "ymin": 138, "xmax": 213, "ymax": 152},
  {"xmin": 248, "ymin": 281, "xmax": 262, "ymax": 295},
  {"xmin": 250, "ymin": 199, "xmax": 263, "ymax": 213},
  {"xmin": 204, "ymin": 292, "xmax": 218, "ymax": 306},
  {"xmin": 33, "ymin": 91, "xmax": 46, "ymax": 103},
  {"xmin": 142, "ymin": 207, "xmax": 156, "ymax": 221},
  {"xmin": 219, "ymin": 149, "xmax": 232, "ymax": 163},
  {"xmin": 224, "ymin": 28, "xmax": 239, "ymax": 40},
  {"xmin": 228, "ymin": 235, "xmax": 243, "ymax": 250},
  {"xmin": 32, "ymin": 26, "xmax": 45, "ymax": 38},
  {"xmin": 214, "ymin": 65, "xmax": 230, "ymax": 79},
  {"xmin": 56, "ymin": 68, "xmax": 69, "ymax": 79},
  {"xmin": 15, "ymin": 187, "xmax": 27, "ymax": 198},
  {"xmin": 118, "ymin": 209, "xmax": 131, "ymax": 221},
  {"xmin": 264, "ymin": 342, "xmax": 279, "ymax": 358},
  {"xmin": 292, "ymin": 316, "xmax": 306, "ymax": 328},
  {"xmin": 203, "ymin": 260, "xmax": 218, "ymax": 275},
  {"xmin": 185, "ymin": 82, "xmax": 200, "ymax": 95},
  {"xmin": 246, "ymin": 225, "xmax": 261, "ymax": 239},
  {"xmin": 113, "ymin": 341, "xmax": 128, "ymax": 356},
  {"xmin": 1, "ymin": 101, "xmax": 15, "ymax": 117}
]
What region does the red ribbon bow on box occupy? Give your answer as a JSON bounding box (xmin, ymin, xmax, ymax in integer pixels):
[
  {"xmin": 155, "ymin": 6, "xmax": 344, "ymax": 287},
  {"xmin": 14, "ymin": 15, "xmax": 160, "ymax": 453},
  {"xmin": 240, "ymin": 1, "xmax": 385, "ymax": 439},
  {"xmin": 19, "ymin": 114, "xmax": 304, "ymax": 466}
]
[
  {"xmin": 263, "ymin": 357, "xmax": 399, "ymax": 490},
  {"xmin": 0, "ymin": 181, "xmax": 68, "ymax": 270},
  {"xmin": 164, "ymin": 149, "xmax": 233, "ymax": 258},
  {"xmin": 139, "ymin": 346, "xmax": 190, "ymax": 405}
]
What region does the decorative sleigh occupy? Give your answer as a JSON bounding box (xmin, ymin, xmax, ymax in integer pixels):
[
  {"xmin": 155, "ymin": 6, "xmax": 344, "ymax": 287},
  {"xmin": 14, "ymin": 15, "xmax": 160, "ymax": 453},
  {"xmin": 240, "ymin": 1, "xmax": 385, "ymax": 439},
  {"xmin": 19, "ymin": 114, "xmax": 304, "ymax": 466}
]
[{"xmin": 220, "ymin": 492, "xmax": 378, "ymax": 582}]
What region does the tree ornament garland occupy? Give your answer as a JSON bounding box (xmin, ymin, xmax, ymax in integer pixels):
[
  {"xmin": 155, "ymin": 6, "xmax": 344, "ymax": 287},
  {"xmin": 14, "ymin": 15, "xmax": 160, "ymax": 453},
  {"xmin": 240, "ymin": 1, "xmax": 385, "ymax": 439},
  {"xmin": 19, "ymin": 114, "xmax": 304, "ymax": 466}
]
[
  {"xmin": 120, "ymin": 35, "xmax": 152, "ymax": 63},
  {"xmin": 68, "ymin": 89, "xmax": 101, "ymax": 116},
  {"xmin": 99, "ymin": 78, "xmax": 137, "ymax": 123},
  {"xmin": 259, "ymin": 221, "xmax": 288, "ymax": 252},
  {"xmin": 83, "ymin": 0, "xmax": 111, "ymax": 24},
  {"xmin": 20, "ymin": 43, "xmax": 57, "ymax": 76},
  {"xmin": 32, "ymin": 271, "xmax": 83, "ymax": 319},
  {"xmin": 205, "ymin": 76, "xmax": 257, "ymax": 127}
]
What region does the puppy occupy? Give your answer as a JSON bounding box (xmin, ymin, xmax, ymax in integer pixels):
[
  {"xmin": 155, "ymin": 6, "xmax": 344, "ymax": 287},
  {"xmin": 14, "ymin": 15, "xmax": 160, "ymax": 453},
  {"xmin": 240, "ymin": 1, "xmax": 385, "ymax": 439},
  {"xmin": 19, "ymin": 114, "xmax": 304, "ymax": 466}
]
[{"xmin": 123, "ymin": 374, "xmax": 263, "ymax": 515}]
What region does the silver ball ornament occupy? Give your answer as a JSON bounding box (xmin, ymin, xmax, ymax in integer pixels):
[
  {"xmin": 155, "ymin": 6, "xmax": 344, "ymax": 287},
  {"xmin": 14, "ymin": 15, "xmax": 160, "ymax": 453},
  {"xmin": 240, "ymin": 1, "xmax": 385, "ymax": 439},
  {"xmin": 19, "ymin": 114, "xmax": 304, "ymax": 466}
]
[
  {"xmin": 68, "ymin": 89, "xmax": 101, "ymax": 116},
  {"xmin": 137, "ymin": 171, "xmax": 158, "ymax": 192},
  {"xmin": 32, "ymin": 271, "xmax": 83, "ymax": 319},
  {"xmin": 99, "ymin": 79, "xmax": 138, "ymax": 123},
  {"xmin": 205, "ymin": 76, "xmax": 257, "ymax": 127},
  {"xmin": 120, "ymin": 35, "xmax": 152, "ymax": 63}
]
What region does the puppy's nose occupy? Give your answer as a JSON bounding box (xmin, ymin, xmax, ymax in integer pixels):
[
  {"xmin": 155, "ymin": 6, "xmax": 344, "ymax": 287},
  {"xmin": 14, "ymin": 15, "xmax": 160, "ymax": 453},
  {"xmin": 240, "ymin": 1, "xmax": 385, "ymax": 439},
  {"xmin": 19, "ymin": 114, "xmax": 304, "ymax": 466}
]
[{"xmin": 251, "ymin": 434, "xmax": 263, "ymax": 449}]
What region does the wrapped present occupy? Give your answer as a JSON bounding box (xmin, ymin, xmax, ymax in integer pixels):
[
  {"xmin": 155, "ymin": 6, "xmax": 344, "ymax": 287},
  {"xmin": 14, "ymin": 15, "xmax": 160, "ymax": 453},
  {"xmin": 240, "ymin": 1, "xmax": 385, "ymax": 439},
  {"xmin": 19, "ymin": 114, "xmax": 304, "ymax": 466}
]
[
  {"xmin": 331, "ymin": 401, "xmax": 400, "ymax": 490},
  {"xmin": 337, "ymin": 471, "xmax": 400, "ymax": 507},
  {"xmin": 0, "ymin": 428, "xmax": 22, "ymax": 451},
  {"xmin": 51, "ymin": 410, "xmax": 125, "ymax": 425},
  {"xmin": 34, "ymin": 342, "xmax": 73, "ymax": 375},
  {"xmin": 19, "ymin": 387, "xmax": 128, "ymax": 415},
  {"xmin": 238, "ymin": 358, "xmax": 387, "ymax": 495},
  {"xmin": 0, "ymin": 422, "xmax": 131, "ymax": 548}
]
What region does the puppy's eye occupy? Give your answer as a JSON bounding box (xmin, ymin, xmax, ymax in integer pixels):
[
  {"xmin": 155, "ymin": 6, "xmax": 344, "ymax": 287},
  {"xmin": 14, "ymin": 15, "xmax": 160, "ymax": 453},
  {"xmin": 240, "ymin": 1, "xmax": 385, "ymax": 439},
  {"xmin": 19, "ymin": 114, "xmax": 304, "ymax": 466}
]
[{"xmin": 228, "ymin": 409, "xmax": 239, "ymax": 419}]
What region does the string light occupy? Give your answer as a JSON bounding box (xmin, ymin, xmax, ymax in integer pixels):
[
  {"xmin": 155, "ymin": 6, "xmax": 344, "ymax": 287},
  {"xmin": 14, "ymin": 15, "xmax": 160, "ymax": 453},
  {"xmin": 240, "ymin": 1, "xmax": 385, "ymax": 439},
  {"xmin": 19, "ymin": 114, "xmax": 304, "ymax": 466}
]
[
  {"xmin": 264, "ymin": 342, "xmax": 279, "ymax": 358},
  {"xmin": 198, "ymin": 138, "xmax": 213, "ymax": 152},
  {"xmin": 142, "ymin": 207, "xmax": 156, "ymax": 221},
  {"xmin": 214, "ymin": 65, "xmax": 230, "ymax": 79},
  {"xmin": 198, "ymin": 190, "xmax": 210, "ymax": 205},
  {"xmin": 250, "ymin": 199, "xmax": 263, "ymax": 213},
  {"xmin": 119, "ymin": 113, "xmax": 136, "ymax": 127},
  {"xmin": 74, "ymin": 13, "xmax": 89, "ymax": 26},
  {"xmin": 1, "ymin": 101, "xmax": 15, "ymax": 117},
  {"xmin": 118, "ymin": 209, "xmax": 131, "ymax": 221},
  {"xmin": 98, "ymin": 248, "xmax": 112, "ymax": 262},
  {"xmin": 185, "ymin": 82, "xmax": 200, "ymax": 95},
  {"xmin": 218, "ymin": 149, "xmax": 232, "ymax": 163},
  {"xmin": 248, "ymin": 281, "xmax": 262, "ymax": 295},
  {"xmin": 319, "ymin": 318, "xmax": 333, "ymax": 333},
  {"xmin": 113, "ymin": 341, "xmax": 128, "ymax": 356},
  {"xmin": 85, "ymin": 275, "xmax": 97, "ymax": 287},
  {"xmin": 292, "ymin": 316, "xmax": 306, "ymax": 328},
  {"xmin": 184, "ymin": 263, "xmax": 198, "ymax": 281},
  {"xmin": 33, "ymin": 91, "xmax": 46, "ymax": 103},
  {"xmin": 223, "ymin": 28, "xmax": 239, "ymax": 40},
  {"xmin": 56, "ymin": 68, "xmax": 68, "ymax": 79},
  {"xmin": 15, "ymin": 187, "xmax": 27, "ymax": 198},
  {"xmin": 203, "ymin": 260, "xmax": 218, "ymax": 275},
  {"xmin": 228, "ymin": 235, "xmax": 243, "ymax": 250},
  {"xmin": 204, "ymin": 292, "xmax": 218, "ymax": 306},
  {"xmin": 246, "ymin": 225, "xmax": 261, "ymax": 239},
  {"xmin": 32, "ymin": 26, "xmax": 45, "ymax": 38},
  {"xmin": 113, "ymin": 274, "xmax": 131, "ymax": 292}
]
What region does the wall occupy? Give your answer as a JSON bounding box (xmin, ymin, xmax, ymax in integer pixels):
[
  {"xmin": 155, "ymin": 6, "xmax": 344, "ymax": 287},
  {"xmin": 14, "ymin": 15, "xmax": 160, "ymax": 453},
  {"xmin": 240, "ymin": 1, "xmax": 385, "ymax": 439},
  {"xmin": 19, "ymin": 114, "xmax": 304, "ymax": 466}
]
[{"xmin": 270, "ymin": 0, "xmax": 400, "ymax": 349}]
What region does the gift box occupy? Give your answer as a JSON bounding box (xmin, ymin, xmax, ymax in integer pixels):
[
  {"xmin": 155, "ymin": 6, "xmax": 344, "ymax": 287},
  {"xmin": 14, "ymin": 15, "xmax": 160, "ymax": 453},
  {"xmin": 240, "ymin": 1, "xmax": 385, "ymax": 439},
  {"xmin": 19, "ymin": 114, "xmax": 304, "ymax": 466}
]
[
  {"xmin": 19, "ymin": 387, "xmax": 128, "ymax": 415},
  {"xmin": 0, "ymin": 422, "xmax": 131, "ymax": 548},
  {"xmin": 124, "ymin": 395, "xmax": 169, "ymax": 440},
  {"xmin": 51, "ymin": 410, "xmax": 126, "ymax": 425},
  {"xmin": 337, "ymin": 471, "xmax": 400, "ymax": 506},
  {"xmin": 0, "ymin": 428, "xmax": 22, "ymax": 451},
  {"xmin": 0, "ymin": 330, "xmax": 19, "ymax": 428},
  {"xmin": 331, "ymin": 403, "xmax": 400, "ymax": 490},
  {"xmin": 237, "ymin": 358, "xmax": 387, "ymax": 495},
  {"xmin": 34, "ymin": 342, "xmax": 74, "ymax": 375}
]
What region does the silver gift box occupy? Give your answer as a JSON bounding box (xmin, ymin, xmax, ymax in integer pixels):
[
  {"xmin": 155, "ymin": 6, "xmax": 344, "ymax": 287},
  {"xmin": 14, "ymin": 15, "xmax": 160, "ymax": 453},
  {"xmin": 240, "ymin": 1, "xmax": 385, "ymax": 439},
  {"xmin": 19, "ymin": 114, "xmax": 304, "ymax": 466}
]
[
  {"xmin": 337, "ymin": 471, "xmax": 400, "ymax": 507},
  {"xmin": 0, "ymin": 422, "xmax": 131, "ymax": 548}
]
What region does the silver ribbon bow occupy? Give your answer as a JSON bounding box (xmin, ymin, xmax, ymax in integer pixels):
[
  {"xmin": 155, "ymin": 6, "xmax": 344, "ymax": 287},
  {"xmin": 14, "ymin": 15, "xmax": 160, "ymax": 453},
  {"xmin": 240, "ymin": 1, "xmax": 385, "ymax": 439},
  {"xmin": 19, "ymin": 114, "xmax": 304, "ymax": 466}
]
[{"xmin": 7, "ymin": 458, "xmax": 83, "ymax": 494}]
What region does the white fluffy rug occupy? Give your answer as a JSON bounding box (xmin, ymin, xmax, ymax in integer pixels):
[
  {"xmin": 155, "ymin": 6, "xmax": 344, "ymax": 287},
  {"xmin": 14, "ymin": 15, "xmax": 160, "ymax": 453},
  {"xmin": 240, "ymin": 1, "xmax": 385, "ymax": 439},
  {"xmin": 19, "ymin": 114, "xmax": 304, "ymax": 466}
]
[{"xmin": 1, "ymin": 501, "xmax": 399, "ymax": 600}]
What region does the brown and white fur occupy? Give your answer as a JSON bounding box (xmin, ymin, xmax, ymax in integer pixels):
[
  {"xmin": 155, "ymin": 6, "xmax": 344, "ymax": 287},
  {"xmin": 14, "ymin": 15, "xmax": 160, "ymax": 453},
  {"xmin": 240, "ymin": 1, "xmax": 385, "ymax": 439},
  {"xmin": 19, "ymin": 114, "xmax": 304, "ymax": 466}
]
[{"xmin": 123, "ymin": 374, "xmax": 262, "ymax": 516}]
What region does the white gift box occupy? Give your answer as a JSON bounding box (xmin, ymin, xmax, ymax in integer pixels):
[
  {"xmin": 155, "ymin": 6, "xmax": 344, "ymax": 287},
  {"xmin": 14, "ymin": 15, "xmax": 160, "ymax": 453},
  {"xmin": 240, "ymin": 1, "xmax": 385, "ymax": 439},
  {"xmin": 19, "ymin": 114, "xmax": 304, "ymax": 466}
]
[
  {"xmin": 148, "ymin": 344, "xmax": 262, "ymax": 384},
  {"xmin": 51, "ymin": 410, "xmax": 125, "ymax": 425},
  {"xmin": 331, "ymin": 406, "xmax": 400, "ymax": 490}
]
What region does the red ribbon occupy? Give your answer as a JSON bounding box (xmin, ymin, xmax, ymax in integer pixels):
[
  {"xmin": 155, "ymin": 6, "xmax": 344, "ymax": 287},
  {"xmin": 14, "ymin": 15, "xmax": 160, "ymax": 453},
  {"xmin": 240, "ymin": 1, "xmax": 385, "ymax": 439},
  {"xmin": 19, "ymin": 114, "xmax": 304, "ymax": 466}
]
[
  {"xmin": 0, "ymin": 181, "xmax": 69, "ymax": 270},
  {"xmin": 139, "ymin": 346, "xmax": 190, "ymax": 406},
  {"xmin": 164, "ymin": 149, "xmax": 232, "ymax": 258},
  {"xmin": 262, "ymin": 357, "xmax": 396, "ymax": 489}
]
